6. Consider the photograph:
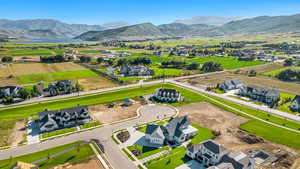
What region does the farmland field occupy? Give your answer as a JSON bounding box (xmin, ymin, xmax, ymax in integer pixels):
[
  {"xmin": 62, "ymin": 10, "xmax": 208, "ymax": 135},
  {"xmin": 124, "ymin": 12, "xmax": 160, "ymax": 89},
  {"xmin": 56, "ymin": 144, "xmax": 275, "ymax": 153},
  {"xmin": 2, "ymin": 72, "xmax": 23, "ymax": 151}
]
[
  {"xmin": 263, "ymin": 66, "xmax": 300, "ymax": 77},
  {"xmin": 186, "ymin": 57, "xmax": 266, "ymax": 70},
  {"xmin": 79, "ymin": 50, "xmax": 102, "ymax": 54},
  {"xmin": 5, "ymin": 49, "xmax": 64, "ymax": 56},
  {"xmin": 0, "ymin": 62, "xmax": 86, "ymax": 77},
  {"xmin": 16, "ymin": 69, "xmax": 98, "ymax": 84}
]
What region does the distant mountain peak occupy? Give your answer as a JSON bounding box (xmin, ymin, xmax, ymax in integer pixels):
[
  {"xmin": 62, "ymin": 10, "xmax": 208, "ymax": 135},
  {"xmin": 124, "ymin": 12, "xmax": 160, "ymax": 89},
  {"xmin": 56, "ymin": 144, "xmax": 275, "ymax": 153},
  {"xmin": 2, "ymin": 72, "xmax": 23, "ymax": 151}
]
[{"xmin": 173, "ymin": 16, "xmax": 244, "ymax": 26}]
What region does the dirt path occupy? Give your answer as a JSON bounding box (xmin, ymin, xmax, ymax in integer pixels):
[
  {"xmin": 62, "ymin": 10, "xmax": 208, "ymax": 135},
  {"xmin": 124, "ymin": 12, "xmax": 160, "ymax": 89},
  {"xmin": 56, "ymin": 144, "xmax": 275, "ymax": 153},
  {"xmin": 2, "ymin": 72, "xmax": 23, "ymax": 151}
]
[{"xmin": 10, "ymin": 120, "xmax": 27, "ymax": 146}]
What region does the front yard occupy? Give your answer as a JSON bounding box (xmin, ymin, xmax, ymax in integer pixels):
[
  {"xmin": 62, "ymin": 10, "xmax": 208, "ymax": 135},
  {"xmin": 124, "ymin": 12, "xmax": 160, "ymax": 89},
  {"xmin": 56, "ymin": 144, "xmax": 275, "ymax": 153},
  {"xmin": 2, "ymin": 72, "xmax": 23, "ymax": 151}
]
[{"xmin": 127, "ymin": 145, "xmax": 168, "ymax": 159}]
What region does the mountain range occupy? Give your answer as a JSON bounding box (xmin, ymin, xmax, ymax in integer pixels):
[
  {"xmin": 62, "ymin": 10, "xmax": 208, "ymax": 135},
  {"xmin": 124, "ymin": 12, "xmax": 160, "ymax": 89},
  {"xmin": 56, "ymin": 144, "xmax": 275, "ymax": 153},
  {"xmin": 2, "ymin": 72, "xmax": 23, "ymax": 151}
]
[
  {"xmin": 1, "ymin": 13, "xmax": 300, "ymax": 41},
  {"xmin": 0, "ymin": 19, "xmax": 129, "ymax": 39}
]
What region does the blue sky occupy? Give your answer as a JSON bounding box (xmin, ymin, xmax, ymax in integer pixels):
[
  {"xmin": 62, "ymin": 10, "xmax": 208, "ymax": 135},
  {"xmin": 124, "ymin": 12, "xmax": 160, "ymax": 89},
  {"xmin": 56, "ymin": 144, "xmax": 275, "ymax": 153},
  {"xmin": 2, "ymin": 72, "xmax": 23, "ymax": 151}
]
[{"xmin": 2, "ymin": 0, "xmax": 300, "ymax": 25}]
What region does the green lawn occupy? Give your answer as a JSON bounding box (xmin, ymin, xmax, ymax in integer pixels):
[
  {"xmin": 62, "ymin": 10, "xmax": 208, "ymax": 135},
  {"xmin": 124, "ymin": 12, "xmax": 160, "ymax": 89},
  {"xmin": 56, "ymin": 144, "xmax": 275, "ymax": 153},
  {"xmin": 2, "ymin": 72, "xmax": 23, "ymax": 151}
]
[
  {"xmin": 41, "ymin": 127, "xmax": 76, "ymax": 139},
  {"xmin": 16, "ymin": 69, "xmax": 98, "ymax": 84},
  {"xmin": 263, "ymin": 66, "xmax": 300, "ymax": 77},
  {"xmin": 80, "ymin": 121, "xmax": 101, "ymax": 129},
  {"xmin": 118, "ymin": 76, "xmax": 145, "ymax": 82},
  {"xmin": 151, "ymin": 67, "xmax": 185, "ymax": 76},
  {"xmin": 145, "ymin": 146, "xmax": 189, "ymax": 169},
  {"xmin": 190, "ymin": 124, "xmax": 214, "ymax": 144},
  {"xmin": 127, "ymin": 145, "xmax": 168, "ymax": 159},
  {"xmin": 0, "ymin": 141, "xmax": 94, "ymax": 169},
  {"xmin": 186, "ymin": 57, "xmax": 266, "ymax": 70},
  {"xmin": 240, "ymin": 120, "xmax": 300, "ymax": 150}
]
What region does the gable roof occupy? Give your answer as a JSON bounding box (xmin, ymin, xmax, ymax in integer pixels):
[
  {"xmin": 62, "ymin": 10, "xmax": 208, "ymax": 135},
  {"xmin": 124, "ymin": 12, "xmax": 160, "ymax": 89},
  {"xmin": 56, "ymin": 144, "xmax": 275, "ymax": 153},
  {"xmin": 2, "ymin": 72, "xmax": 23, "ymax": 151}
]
[
  {"xmin": 165, "ymin": 115, "xmax": 190, "ymax": 136},
  {"xmin": 145, "ymin": 124, "xmax": 165, "ymax": 139},
  {"xmin": 202, "ymin": 139, "xmax": 227, "ymax": 154},
  {"xmin": 220, "ymin": 152, "xmax": 253, "ymax": 169},
  {"xmin": 293, "ymin": 95, "xmax": 300, "ymax": 103}
]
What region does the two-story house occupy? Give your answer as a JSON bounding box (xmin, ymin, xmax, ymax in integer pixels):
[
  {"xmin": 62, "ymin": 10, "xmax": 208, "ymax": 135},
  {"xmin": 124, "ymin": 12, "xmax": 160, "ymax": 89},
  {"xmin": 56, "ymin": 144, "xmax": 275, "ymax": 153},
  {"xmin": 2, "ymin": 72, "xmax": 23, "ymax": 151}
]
[
  {"xmin": 145, "ymin": 116, "xmax": 197, "ymax": 146},
  {"xmin": 290, "ymin": 95, "xmax": 300, "ymax": 112},
  {"xmin": 219, "ymin": 80, "xmax": 243, "ymax": 92},
  {"xmin": 153, "ymin": 88, "xmax": 182, "ymax": 103}
]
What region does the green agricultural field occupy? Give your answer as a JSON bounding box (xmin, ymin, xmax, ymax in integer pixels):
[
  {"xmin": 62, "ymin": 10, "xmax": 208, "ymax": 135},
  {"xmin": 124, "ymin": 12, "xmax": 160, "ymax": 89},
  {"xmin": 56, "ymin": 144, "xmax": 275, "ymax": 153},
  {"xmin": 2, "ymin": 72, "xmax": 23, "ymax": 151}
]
[
  {"xmin": 16, "ymin": 69, "xmax": 98, "ymax": 84},
  {"xmin": 263, "ymin": 66, "xmax": 300, "ymax": 77},
  {"xmin": 240, "ymin": 120, "xmax": 300, "ymax": 150},
  {"xmin": 186, "ymin": 57, "xmax": 266, "ymax": 70},
  {"xmin": 111, "ymin": 47, "xmax": 129, "ymax": 50},
  {"xmin": 79, "ymin": 50, "xmax": 101, "ymax": 54},
  {"xmin": 0, "ymin": 141, "xmax": 94, "ymax": 169},
  {"xmin": 5, "ymin": 49, "xmax": 64, "ymax": 56}
]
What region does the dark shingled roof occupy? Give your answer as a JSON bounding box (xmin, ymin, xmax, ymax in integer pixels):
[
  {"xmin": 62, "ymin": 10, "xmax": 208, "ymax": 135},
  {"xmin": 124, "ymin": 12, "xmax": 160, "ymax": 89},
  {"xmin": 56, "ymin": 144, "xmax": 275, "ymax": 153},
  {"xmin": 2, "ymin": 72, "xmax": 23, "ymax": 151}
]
[
  {"xmin": 145, "ymin": 124, "xmax": 160, "ymax": 135},
  {"xmin": 202, "ymin": 139, "xmax": 227, "ymax": 154},
  {"xmin": 165, "ymin": 115, "xmax": 190, "ymax": 136}
]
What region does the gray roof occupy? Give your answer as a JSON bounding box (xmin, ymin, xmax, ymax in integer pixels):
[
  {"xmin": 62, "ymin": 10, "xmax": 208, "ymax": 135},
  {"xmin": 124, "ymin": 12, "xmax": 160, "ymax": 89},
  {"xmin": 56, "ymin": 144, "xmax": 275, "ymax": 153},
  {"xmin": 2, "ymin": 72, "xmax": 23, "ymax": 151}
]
[
  {"xmin": 202, "ymin": 139, "xmax": 227, "ymax": 154},
  {"xmin": 145, "ymin": 124, "xmax": 160, "ymax": 134},
  {"xmin": 38, "ymin": 106, "xmax": 88, "ymax": 117},
  {"xmin": 219, "ymin": 153, "xmax": 254, "ymax": 169},
  {"xmin": 165, "ymin": 115, "xmax": 190, "ymax": 137}
]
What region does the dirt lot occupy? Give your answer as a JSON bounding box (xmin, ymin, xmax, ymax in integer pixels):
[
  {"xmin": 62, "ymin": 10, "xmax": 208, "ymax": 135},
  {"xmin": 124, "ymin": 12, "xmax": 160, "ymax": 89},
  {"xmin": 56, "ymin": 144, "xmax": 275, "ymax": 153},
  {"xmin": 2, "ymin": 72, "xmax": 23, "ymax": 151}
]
[
  {"xmin": 13, "ymin": 56, "xmax": 41, "ymax": 62},
  {"xmin": 53, "ymin": 158, "xmax": 103, "ymax": 169},
  {"xmin": 180, "ymin": 71, "xmax": 300, "ymax": 95},
  {"xmin": 89, "ymin": 100, "xmax": 142, "ymax": 124},
  {"xmin": 78, "ymin": 77, "xmax": 117, "ymax": 91},
  {"xmin": 0, "ymin": 62, "xmax": 86, "ymax": 76},
  {"xmin": 9, "ymin": 119, "xmax": 27, "ymax": 146},
  {"xmin": 238, "ymin": 63, "xmax": 284, "ymax": 73},
  {"xmin": 178, "ymin": 102, "xmax": 300, "ymax": 169}
]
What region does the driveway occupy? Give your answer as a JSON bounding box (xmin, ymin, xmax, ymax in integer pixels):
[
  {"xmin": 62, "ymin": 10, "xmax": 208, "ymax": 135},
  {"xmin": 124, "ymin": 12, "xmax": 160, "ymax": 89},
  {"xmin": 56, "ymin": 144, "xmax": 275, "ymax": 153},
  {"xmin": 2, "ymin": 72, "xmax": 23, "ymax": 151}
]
[{"xmin": 175, "ymin": 160, "xmax": 205, "ymax": 169}]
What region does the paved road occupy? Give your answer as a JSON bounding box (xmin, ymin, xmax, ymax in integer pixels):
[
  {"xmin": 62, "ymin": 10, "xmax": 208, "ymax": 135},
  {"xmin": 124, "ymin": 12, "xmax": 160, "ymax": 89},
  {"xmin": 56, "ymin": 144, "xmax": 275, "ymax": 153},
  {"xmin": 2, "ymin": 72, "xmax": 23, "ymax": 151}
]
[
  {"xmin": 0, "ymin": 104, "xmax": 177, "ymax": 169},
  {"xmin": 169, "ymin": 80, "xmax": 300, "ymax": 122},
  {"xmin": 0, "ymin": 71, "xmax": 226, "ymax": 109}
]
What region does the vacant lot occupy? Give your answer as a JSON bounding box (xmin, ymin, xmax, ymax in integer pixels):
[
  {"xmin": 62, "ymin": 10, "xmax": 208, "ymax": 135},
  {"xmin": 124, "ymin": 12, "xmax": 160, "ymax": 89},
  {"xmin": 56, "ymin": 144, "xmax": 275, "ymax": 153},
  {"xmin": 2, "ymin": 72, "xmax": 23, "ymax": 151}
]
[
  {"xmin": 238, "ymin": 62, "xmax": 284, "ymax": 73},
  {"xmin": 178, "ymin": 102, "xmax": 300, "ymax": 169},
  {"xmin": 90, "ymin": 101, "xmax": 142, "ymax": 124},
  {"xmin": 16, "ymin": 69, "xmax": 98, "ymax": 84},
  {"xmin": 179, "ymin": 102, "xmax": 248, "ymax": 148},
  {"xmin": 55, "ymin": 158, "xmax": 103, "ymax": 169},
  {"xmin": 78, "ymin": 77, "xmax": 117, "ymax": 91},
  {"xmin": 182, "ymin": 71, "xmax": 300, "ymax": 95}
]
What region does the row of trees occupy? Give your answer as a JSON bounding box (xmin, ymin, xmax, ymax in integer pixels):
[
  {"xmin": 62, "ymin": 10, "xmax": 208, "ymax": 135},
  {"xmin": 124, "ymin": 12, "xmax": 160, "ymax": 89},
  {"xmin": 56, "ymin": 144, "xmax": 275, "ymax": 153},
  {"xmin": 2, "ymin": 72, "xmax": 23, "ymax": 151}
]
[
  {"xmin": 161, "ymin": 60, "xmax": 223, "ymax": 72},
  {"xmin": 40, "ymin": 55, "xmax": 74, "ymax": 63}
]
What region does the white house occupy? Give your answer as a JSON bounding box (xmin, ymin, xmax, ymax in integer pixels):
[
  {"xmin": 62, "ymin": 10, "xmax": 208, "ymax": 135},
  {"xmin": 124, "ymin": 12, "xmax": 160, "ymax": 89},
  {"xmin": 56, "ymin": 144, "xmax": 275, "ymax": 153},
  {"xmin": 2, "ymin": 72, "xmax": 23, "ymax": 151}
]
[
  {"xmin": 187, "ymin": 139, "xmax": 255, "ymax": 169},
  {"xmin": 290, "ymin": 95, "xmax": 300, "ymax": 112},
  {"xmin": 39, "ymin": 106, "xmax": 91, "ymax": 133},
  {"xmin": 145, "ymin": 124, "xmax": 165, "ymax": 145},
  {"xmin": 145, "ymin": 116, "xmax": 197, "ymax": 145}
]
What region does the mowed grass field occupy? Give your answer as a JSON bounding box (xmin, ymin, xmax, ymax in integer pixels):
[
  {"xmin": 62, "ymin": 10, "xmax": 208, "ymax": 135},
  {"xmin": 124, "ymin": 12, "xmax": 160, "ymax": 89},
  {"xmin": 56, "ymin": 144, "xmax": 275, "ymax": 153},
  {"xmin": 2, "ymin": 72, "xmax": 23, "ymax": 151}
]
[{"xmin": 16, "ymin": 69, "xmax": 99, "ymax": 84}]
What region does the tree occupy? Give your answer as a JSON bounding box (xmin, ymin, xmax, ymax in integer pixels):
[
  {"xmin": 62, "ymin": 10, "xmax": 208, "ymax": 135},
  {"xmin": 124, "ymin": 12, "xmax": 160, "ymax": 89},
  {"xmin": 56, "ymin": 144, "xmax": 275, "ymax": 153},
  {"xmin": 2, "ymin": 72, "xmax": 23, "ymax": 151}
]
[
  {"xmin": 116, "ymin": 58, "xmax": 127, "ymax": 66},
  {"xmin": 19, "ymin": 88, "xmax": 31, "ymax": 100},
  {"xmin": 284, "ymin": 58, "xmax": 293, "ymax": 66},
  {"xmin": 79, "ymin": 56, "xmax": 91, "ymax": 63},
  {"xmin": 186, "ymin": 62, "xmax": 199, "ymax": 70},
  {"xmin": 248, "ymin": 70, "xmax": 257, "ymax": 77},
  {"xmin": 97, "ymin": 57, "xmax": 104, "ymax": 64},
  {"xmin": 1, "ymin": 56, "xmax": 13, "ymax": 62},
  {"xmin": 201, "ymin": 61, "xmax": 223, "ymax": 72}
]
